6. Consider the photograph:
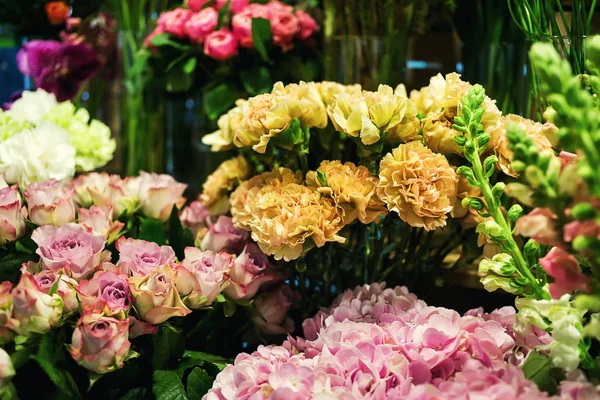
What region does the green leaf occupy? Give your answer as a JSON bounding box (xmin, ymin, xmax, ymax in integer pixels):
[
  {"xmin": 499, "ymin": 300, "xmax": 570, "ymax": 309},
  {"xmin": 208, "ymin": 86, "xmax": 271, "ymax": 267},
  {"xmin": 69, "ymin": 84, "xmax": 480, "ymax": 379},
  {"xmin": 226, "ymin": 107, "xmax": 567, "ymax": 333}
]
[
  {"xmin": 216, "ymin": 0, "xmax": 231, "ymax": 30},
  {"xmin": 153, "ymin": 370, "xmax": 187, "ymax": 400},
  {"xmin": 223, "ymin": 299, "xmax": 236, "ymax": 318},
  {"xmin": 32, "ymin": 331, "xmax": 82, "ymax": 398},
  {"xmin": 183, "ymin": 351, "xmax": 230, "ymax": 370},
  {"xmin": 251, "ymin": 18, "xmax": 272, "ymax": 62},
  {"xmin": 183, "ymin": 57, "xmax": 197, "ymax": 75},
  {"xmin": 522, "ymin": 351, "xmax": 561, "ymax": 394},
  {"xmin": 168, "ymin": 206, "xmax": 186, "ymax": 260},
  {"xmin": 186, "ymin": 368, "xmax": 213, "ymax": 399},
  {"xmin": 166, "ymin": 63, "xmax": 193, "ymax": 93},
  {"xmin": 152, "ymin": 326, "xmax": 186, "ymax": 370},
  {"xmin": 316, "ymin": 171, "xmax": 328, "ymax": 187},
  {"xmin": 240, "ymin": 66, "xmax": 273, "ymax": 96},
  {"xmin": 150, "ymin": 33, "xmax": 190, "ymax": 51},
  {"xmin": 0, "ymin": 252, "xmax": 37, "ymax": 283},
  {"xmin": 203, "ymin": 83, "xmax": 239, "ymax": 120},
  {"xmin": 139, "ymin": 218, "xmax": 167, "ymax": 245}
]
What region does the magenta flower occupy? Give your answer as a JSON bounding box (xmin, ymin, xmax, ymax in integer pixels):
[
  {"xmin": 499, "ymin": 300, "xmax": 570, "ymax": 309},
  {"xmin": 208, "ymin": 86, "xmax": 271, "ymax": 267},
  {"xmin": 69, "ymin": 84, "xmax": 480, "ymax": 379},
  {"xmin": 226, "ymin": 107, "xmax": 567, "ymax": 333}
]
[{"xmin": 17, "ymin": 40, "xmax": 100, "ymax": 101}]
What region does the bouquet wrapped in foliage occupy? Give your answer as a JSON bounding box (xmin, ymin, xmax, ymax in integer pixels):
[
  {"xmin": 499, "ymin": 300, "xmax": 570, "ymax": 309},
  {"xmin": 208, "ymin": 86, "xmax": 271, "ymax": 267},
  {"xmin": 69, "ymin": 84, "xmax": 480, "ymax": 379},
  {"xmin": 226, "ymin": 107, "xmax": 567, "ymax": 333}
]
[{"xmin": 145, "ymin": 0, "xmax": 320, "ymax": 121}]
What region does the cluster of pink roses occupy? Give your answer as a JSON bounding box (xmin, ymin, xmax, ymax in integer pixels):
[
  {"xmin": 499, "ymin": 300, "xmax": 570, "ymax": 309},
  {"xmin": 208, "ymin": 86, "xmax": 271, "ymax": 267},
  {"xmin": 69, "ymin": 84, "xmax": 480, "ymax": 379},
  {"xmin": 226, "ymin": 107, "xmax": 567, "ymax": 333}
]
[
  {"xmin": 147, "ymin": 0, "xmax": 318, "ymax": 61},
  {"xmin": 0, "ymin": 170, "xmax": 295, "ymax": 375},
  {"xmin": 205, "ymin": 283, "xmax": 598, "ymax": 399}
]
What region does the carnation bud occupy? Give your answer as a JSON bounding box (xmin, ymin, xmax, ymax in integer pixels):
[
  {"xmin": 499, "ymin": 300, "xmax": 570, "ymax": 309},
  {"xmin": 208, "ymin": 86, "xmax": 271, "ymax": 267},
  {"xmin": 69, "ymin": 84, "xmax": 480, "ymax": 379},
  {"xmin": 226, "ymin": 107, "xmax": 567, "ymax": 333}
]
[
  {"xmin": 543, "ymin": 106, "xmax": 557, "ymax": 123},
  {"xmin": 476, "ymin": 220, "xmax": 508, "ymax": 242},
  {"xmin": 461, "ymin": 197, "xmax": 485, "ymax": 211},
  {"xmin": 525, "ymin": 166, "xmax": 545, "ymax": 188},
  {"xmin": 481, "ymin": 275, "xmax": 519, "ymax": 294},
  {"xmin": 511, "ymin": 160, "xmax": 526, "ymax": 173},
  {"xmin": 574, "ymin": 294, "xmax": 600, "ymax": 312},
  {"xmin": 454, "ymin": 135, "xmax": 467, "ymax": 146},
  {"xmin": 491, "ymin": 182, "xmax": 506, "ymax": 198},
  {"xmin": 523, "ymin": 239, "xmax": 541, "ymax": 261},
  {"xmin": 477, "ymin": 133, "xmax": 490, "ymax": 151}
]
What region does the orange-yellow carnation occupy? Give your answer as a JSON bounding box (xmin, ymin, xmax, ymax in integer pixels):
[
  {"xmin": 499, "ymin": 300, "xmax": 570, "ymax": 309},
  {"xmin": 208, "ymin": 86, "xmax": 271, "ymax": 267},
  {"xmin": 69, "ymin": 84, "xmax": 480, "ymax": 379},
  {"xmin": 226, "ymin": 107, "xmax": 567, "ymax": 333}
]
[
  {"xmin": 315, "ymin": 81, "xmax": 362, "ymax": 106},
  {"xmin": 230, "ymin": 167, "xmax": 345, "ymax": 261},
  {"xmin": 200, "ymin": 155, "xmax": 250, "ymax": 214},
  {"xmin": 488, "ymin": 114, "xmax": 556, "ymax": 177},
  {"xmin": 306, "ymin": 160, "xmax": 387, "ymax": 224},
  {"xmin": 202, "ymin": 99, "xmax": 247, "ymax": 152},
  {"xmin": 377, "ymin": 141, "xmax": 458, "ymax": 231}
]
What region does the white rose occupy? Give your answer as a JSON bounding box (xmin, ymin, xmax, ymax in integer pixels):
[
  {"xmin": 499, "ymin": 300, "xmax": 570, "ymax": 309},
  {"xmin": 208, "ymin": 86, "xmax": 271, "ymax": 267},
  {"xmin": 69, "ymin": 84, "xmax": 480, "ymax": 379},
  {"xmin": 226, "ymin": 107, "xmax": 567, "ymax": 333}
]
[
  {"xmin": 0, "ymin": 122, "xmax": 76, "ymax": 186},
  {"xmin": 7, "ymin": 89, "xmax": 57, "ymax": 123}
]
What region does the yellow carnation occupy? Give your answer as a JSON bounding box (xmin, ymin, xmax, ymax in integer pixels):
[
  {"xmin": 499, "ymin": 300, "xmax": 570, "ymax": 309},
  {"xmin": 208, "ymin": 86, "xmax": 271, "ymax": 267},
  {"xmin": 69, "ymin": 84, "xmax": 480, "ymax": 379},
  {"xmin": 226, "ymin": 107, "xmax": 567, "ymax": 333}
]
[
  {"xmin": 409, "ymin": 87, "xmax": 436, "ymax": 115},
  {"xmin": 234, "ymin": 81, "xmax": 327, "ymax": 154},
  {"xmin": 377, "ymin": 141, "xmax": 458, "ymax": 231},
  {"xmin": 488, "ymin": 114, "xmax": 556, "ymax": 177},
  {"xmin": 421, "ymin": 73, "xmax": 502, "ymax": 155},
  {"xmin": 200, "ymin": 155, "xmax": 250, "ymax": 214},
  {"xmin": 327, "ymin": 84, "xmax": 419, "ymax": 146},
  {"xmin": 306, "ymin": 160, "xmax": 387, "ymax": 224},
  {"xmin": 202, "ymin": 99, "xmax": 248, "ymax": 152},
  {"xmin": 315, "ymin": 81, "xmax": 362, "ymax": 106},
  {"xmin": 230, "ymin": 168, "xmax": 303, "ymax": 230},
  {"xmin": 230, "ymin": 167, "xmax": 345, "ymax": 261}
]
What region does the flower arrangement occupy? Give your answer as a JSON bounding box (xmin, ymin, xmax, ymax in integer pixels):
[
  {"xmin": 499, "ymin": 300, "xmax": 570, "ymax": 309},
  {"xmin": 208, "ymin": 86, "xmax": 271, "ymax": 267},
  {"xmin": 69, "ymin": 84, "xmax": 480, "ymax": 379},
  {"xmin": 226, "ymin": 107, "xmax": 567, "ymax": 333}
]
[
  {"xmin": 205, "ymin": 283, "xmax": 599, "ymax": 399},
  {"xmin": 144, "ymin": 0, "xmax": 320, "ymax": 122}
]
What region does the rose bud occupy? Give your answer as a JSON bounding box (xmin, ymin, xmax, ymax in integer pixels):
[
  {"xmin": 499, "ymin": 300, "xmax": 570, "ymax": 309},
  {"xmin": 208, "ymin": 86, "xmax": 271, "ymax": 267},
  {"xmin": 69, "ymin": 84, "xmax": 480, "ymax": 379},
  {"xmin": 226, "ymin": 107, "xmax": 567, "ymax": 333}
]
[
  {"xmin": 25, "ymin": 179, "xmax": 75, "ymax": 226},
  {"xmin": 0, "ymin": 282, "xmax": 14, "ymax": 344},
  {"xmin": 251, "ymin": 284, "xmax": 295, "ymax": 335},
  {"xmin": 159, "ymin": 8, "xmax": 193, "ymax": 39},
  {"xmin": 173, "ymin": 247, "xmax": 234, "ymax": 309},
  {"xmin": 224, "ymin": 243, "xmax": 278, "ymax": 300},
  {"xmin": 185, "ymin": 7, "xmax": 218, "ymax": 43},
  {"xmin": 31, "ymin": 223, "xmax": 110, "ymax": 281},
  {"xmin": 7, "ymin": 273, "xmax": 63, "ymax": 336},
  {"xmin": 138, "ymin": 171, "xmax": 187, "ymax": 221},
  {"xmin": 0, "ymin": 177, "xmax": 26, "ymax": 246},
  {"xmin": 204, "ymin": 28, "xmax": 238, "ymax": 61},
  {"xmin": 77, "ymin": 271, "xmax": 132, "ymax": 318},
  {"xmin": 78, "ymin": 204, "xmax": 124, "ymax": 244},
  {"xmin": 128, "ymin": 317, "xmax": 157, "ymax": 339},
  {"xmin": 129, "ymin": 265, "xmax": 191, "ymax": 325},
  {"xmin": 269, "ymin": 9, "xmax": 298, "ymax": 50},
  {"xmin": 116, "ymin": 237, "xmax": 176, "ymax": 277},
  {"xmin": 72, "ymin": 172, "xmax": 112, "ymax": 207},
  {"xmin": 215, "ymin": 0, "xmax": 249, "ymax": 13},
  {"xmin": 295, "ymin": 10, "xmax": 318, "ymax": 40},
  {"xmin": 25, "ymin": 266, "xmax": 79, "ymax": 314},
  {"xmin": 70, "ymin": 313, "xmax": 132, "ymax": 374},
  {"xmin": 109, "ymin": 175, "xmax": 141, "ymax": 218},
  {"xmin": 180, "ymin": 200, "xmax": 211, "ymax": 240},
  {"xmin": 201, "ymin": 215, "xmax": 249, "ymax": 254},
  {"xmin": 186, "ymin": 0, "xmax": 210, "ymax": 12}
]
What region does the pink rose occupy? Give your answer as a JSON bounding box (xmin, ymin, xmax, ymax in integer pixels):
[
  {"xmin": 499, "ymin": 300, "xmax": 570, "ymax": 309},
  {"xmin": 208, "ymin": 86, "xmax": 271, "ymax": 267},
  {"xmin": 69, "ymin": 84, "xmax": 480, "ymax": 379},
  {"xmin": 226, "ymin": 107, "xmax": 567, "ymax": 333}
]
[
  {"xmin": 31, "ymin": 223, "xmax": 110, "ymax": 281},
  {"xmin": 215, "ymin": 0, "xmax": 249, "ymax": 13},
  {"xmin": 0, "ymin": 282, "xmax": 14, "ymax": 344},
  {"xmin": 109, "ymin": 175, "xmax": 141, "ymax": 218},
  {"xmin": 73, "ymin": 172, "xmax": 112, "ymax": 207},
  {"xmin": 7, "ymin": 273, "xmax": 63, "ymax": 336},
  {"xmin": 77, "ymin": 271, "xmax": 132, "ymax": 317},
  {"xmin": 232, "ymin": 12, "xmax": 254, "ymax": 48},
  {"xmin": 174, "ymin": 247, "xmax": 234, "ymax": 308},
  {"xmin": 266, "ymin": 0, "xmax": 294, "ymax": 14},
  {"xmin": 186, "ymin": 0, "xmax": 210, "ymax": 12},
  {"xmin": 138, "ymin": 171, "xmax": 187, "ymax": 221},
  {"xmin": 294, "ymin": 10, "xmax": 318, "ymax": 40},
  {"xmin": 128, "ymin": 317, "xmax": 158, "ymax": 339},
  {"xmin": 185, "ymin": 7, "xmax": 218, "ymax": 43},
  {"xmin": 145, "ymin": 26, "xmax": 165, "ymax": 49},
  {"xmin": 70, "ymin": 313, "xmax": 131, "ymax": 374},
  {"xmin": 0, "ymin": 347, "xmax": 14, "ymax": 385},
  {"xmin": 25, "ymin": 179, "xmax": 75, "ymax": 226},
  {"xmin": 269, "ymin": 9, "xmax": 298, "ymax": 50},
  {"xmin": 129, "ymin": 265, "xmax": 191, "ymax": 324},
  {"xmin": 158, "ymin": 8, "xmax": 194, "ymax": 39},
  {"xmin": 201, "ymin": 215, "xmax": 249, "ymax": 254},
  {"xmin": 116, "ymin": 237, "xmax": 176, "ymax": 277},
  {"xmin": 224, "ymin": 243, "xmax": 278, "ymax": 300},
  {"xmin": 559, "ymin": 151, "xmax": 578, "ymax": 169},
  {"xmin": 514, "ymin": 208, "xmax": 562, "ymax": 247},
  {"xmin": 78, "ymin": 205, "xmax": 124, "ymax": 244},
  {"xmin": 0, "ymin": 180, "xmax": 26, "ymax": 246},
  {"xmin": 540, "ymin": 247, "xmax": 590, "ymax": 298},
  {"xmin": 204, "ymin": 28, "xmax": 238, "ymax": 60},
  {"xmin": 28, "ymin": 267, "xmax": 79, "ymax": 314},
  {"xmin": 252, "ymin": 284, "xmax": 295, "ymax": 335},
  {"xmin": 180, "ymin": 200, "xmax": 211, "ymax": 239}
]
